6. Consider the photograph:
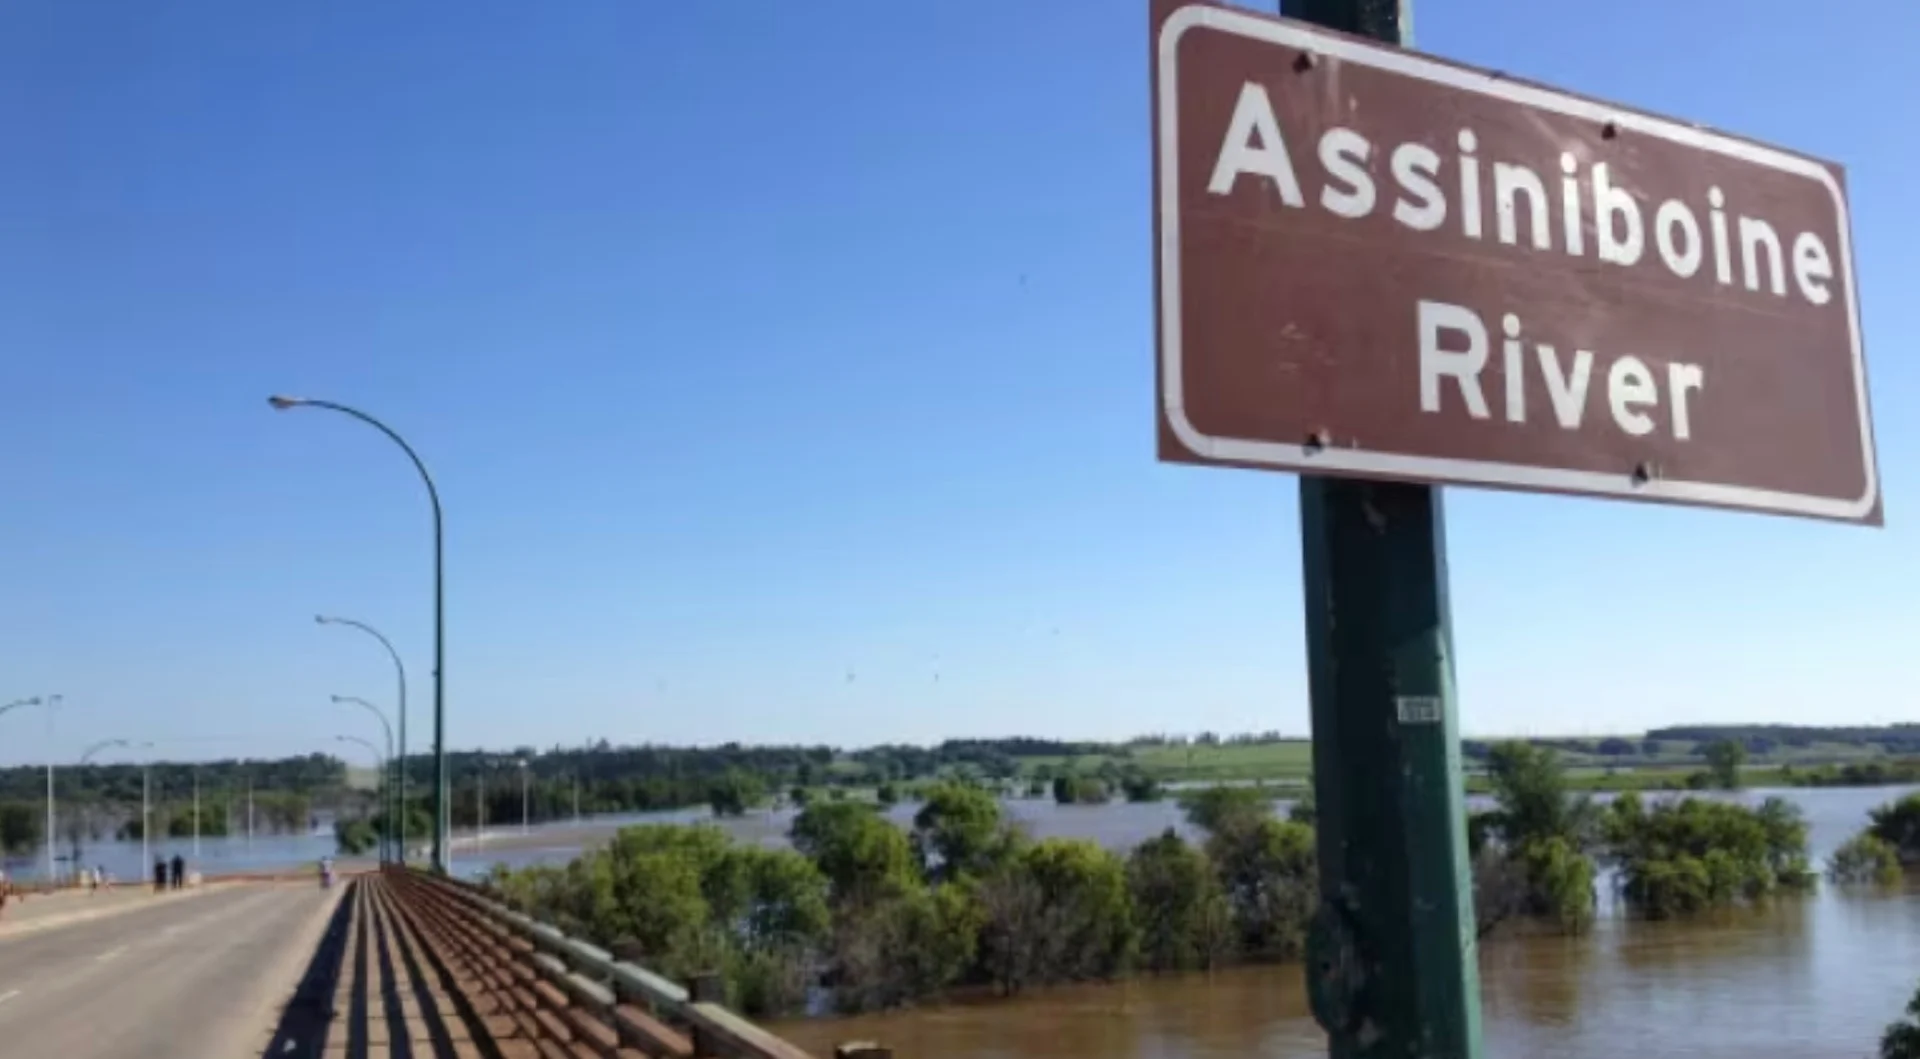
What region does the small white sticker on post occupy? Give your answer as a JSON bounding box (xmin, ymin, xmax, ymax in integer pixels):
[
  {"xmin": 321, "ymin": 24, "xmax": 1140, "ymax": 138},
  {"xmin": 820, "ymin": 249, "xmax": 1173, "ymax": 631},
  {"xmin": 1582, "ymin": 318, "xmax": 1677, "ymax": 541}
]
[{"xmin": 1395, "ymin": 695, "xmax": 1443, "ymax": 725}]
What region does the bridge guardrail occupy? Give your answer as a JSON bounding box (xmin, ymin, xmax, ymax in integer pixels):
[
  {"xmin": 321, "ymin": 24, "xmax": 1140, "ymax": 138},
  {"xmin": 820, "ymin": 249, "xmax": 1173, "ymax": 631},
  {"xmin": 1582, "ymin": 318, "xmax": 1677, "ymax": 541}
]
[{"xmin": 390, "ymin": 865, "xmax": 822, "ymax": 1059}]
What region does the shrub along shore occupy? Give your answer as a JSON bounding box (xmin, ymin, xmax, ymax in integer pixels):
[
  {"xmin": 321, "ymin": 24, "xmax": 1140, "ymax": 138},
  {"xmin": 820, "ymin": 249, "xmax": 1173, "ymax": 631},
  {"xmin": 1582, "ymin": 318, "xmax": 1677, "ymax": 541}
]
[{"xmin": 483, "ymin": 742, "xmax": 1914, "ymax": 1020}]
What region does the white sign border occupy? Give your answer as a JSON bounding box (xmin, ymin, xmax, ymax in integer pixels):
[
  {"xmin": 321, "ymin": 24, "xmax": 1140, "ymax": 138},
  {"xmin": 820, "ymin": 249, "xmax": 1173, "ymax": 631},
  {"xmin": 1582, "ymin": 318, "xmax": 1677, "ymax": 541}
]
[{"xmin": 1156, "ymin": 4, "xmax": 1879, "ymax": 522}]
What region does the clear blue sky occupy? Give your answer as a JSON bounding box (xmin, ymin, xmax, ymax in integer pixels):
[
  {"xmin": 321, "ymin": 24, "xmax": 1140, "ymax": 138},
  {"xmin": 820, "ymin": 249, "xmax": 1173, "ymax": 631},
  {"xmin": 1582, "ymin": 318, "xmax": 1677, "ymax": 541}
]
[{"xmin": 3, "ymin": 0, "xmax": 1916, "ymax": 767}]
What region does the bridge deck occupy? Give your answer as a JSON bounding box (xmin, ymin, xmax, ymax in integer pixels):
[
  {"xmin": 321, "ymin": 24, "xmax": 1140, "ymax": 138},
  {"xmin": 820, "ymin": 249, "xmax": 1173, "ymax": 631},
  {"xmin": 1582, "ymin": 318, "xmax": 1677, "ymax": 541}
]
[{"xmin": 259, "ymin": 869, "xmax": 834, "ymax": 1059}]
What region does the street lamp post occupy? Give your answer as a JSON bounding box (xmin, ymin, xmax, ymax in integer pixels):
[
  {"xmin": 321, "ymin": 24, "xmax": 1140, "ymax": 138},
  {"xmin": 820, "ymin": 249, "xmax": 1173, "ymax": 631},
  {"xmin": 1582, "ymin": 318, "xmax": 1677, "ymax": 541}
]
[
  {"xmin": 317, "ymin": 616, "xmax": 409, "ymax": 863},
  {"xmin": 518, "ymin": 759, "xmax": 530, "ymax": 835},
  {"xmin": 335, "ymin": 735, "xmax": 386, "ymax": 861},
  {"xmin": 332, "ymin": 694, "xmax": 397, "ymax": 863},
  {"xmin": 76, "ymin": 739, "xmax": 148, "ymax": 877},
  {"xmin": 192, "ymin": 767, "xmax": 201, "ymax": 860},
  {"xmin": 44, "ymin": 694, "xmax": 62, "ymax": 883},
  {"xmin": 276, "ymin": 395, "xmax": 444, "ymax": 873},
  {"xmin": 143, "ymin": 762, "xmax": 152, "ymax": 878}
]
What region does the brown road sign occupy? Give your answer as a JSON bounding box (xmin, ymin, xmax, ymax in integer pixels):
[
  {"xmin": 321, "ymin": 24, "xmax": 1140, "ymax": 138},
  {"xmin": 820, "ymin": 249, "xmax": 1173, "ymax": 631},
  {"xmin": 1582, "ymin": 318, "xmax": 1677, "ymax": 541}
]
[{"xmin": 1152, "ymin": 0, "xmax": 1879, "ymax": 523}]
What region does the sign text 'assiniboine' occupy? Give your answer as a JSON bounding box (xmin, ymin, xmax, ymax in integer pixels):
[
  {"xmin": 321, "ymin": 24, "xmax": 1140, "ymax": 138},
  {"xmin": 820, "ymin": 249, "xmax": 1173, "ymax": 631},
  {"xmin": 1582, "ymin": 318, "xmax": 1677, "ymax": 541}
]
[{"xmin": 1153, "ymin": 1, "xmax": 1878, "ymax": 523}]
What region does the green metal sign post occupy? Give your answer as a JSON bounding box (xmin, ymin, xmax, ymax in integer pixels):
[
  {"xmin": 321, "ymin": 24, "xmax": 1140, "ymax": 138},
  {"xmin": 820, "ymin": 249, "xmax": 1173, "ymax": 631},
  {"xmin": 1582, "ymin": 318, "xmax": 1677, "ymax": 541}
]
[
  {"xmin": 1278, "ymin": 3, "xmax": 1485, "ymax": 1056},
  {"xmin": 1299, "ymin": 478, "xmax": 1482, "ymax": 1058}
]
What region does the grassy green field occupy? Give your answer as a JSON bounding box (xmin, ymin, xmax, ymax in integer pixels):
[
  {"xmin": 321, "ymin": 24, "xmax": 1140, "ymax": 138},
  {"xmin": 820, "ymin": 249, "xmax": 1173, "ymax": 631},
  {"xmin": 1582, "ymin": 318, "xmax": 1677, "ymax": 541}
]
[
  {"xmin": 997, "ymin": 738, "xmax": 1893, "ymax": 792},
  {"xmin": 1128, "ymin": 741, "xmax": 1314, "ymax": 782},
  {"xmin": 1002, "ymin": 741, "xmax": 1313, "ymax": 784},
  {"xmin": 1480, "ymin": 739, "xmax": 1882, "ymax": 771},
  {"xmin": 818, "ymin": 733, "xmax": 1904, "ymax": 797},
  {"xmin": 1462, "ymin": 763, "xmax": 1799, "ymax": 794}
]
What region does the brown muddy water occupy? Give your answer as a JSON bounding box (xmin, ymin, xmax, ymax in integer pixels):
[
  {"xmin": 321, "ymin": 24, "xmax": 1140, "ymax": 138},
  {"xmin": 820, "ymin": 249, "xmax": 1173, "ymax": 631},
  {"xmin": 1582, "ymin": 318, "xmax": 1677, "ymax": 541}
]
[
  {"xmin": 768, "ymin": 786, "xmax": 1920, "ymax": 1059},
  {"xmin": 465, "ymin": 785, "xmax": 1920, "ymax": 1058}
]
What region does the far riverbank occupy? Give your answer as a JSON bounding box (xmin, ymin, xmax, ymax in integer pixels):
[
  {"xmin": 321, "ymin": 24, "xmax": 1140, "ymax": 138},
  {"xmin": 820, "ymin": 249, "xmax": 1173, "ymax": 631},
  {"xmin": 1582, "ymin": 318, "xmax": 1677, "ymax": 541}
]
[{"xmin": 451, "ymin": 781, "xmax": 1920, "ymax": 877}]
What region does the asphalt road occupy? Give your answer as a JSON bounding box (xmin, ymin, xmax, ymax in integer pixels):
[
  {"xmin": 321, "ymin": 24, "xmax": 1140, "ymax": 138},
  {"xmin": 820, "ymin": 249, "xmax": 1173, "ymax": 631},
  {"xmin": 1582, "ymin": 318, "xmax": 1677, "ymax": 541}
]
[{"xmin": 0, "ymin": 882, "xmax": 338, "ymax": 1059}]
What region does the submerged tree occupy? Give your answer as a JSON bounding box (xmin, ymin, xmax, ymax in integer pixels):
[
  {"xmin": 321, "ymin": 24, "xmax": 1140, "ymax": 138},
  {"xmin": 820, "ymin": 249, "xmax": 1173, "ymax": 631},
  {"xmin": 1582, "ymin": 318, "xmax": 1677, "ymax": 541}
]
[
  {"xmin": 1886, "ymin": 982, "xmax": 1920, "ymax": 1059},
  {"xmin": 1470, "ymin": 742, "xmax": 1596, "ymax": 934},
  {"xmin": 1182, "ymin": 785, "xmax": 1316, "ymax": 960},
  {"xmin": 911, "ymin": 784, "xmax": 1010, "ymax": 883},
  {"xmin": 790, "ymin": 801, "xmax": 917, "ymax": 908},
  {"xmin": 1868, "ymin": 793, "xmax": 1920, "ymax": 864},
  {"xmin": 1602, "ymin": 793, "xmax": 1811, "ymax": 919},
  {"xmin": 1828, "ymin": 833, "xmax": 1901, "ymax": 885},
  {"xmin": 708, "ymin": 770, "xmax": 766, "ymax": 818},
  {"xmin": 1127, "ymin": 828, "xmax": 1233, "ymax": 972},
  {"xmin": 1704, "ymin": 739, "xmax": 1748, "ymax": 790},
  {"xmin": 976, "ymin": 838, "xmax": 1136, "ymax": 993}
]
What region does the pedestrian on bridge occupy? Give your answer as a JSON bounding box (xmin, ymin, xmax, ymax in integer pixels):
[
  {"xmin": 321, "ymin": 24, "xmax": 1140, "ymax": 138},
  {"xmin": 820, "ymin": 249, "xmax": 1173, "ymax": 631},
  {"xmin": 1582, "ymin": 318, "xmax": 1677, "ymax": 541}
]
[
  {"xmin": 169, "ymin": 854, "xmax": 184, "ymax": 890},
  {"xmin": 153, "ymin": 857, "xmax": 166, "ymax": 893}
]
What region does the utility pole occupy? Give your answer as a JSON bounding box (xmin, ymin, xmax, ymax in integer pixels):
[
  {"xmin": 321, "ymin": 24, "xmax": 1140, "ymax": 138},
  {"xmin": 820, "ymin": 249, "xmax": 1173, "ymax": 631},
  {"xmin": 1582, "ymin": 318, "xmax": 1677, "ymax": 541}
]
[
  {"xmin": 474, "ymin": 773, "xmax": 485, "ymax": 855},
  {"xmin": 1271, "ymin": 3, "xmax": 1484, "ymax": 1056},
  {"xmin": 331, "ymin": 694, "xmax": 398, "ymax": 863},
  {"xmin": 247, "ymin": 780, "xmax": 255, "ymax": 847},
  {"xmin": 142, "ymin": 764, "xmax": 150, "ymax": 878},
  {"xmin": 572, "ymin": 775, "xmax": 580, "ymax": 824},
  {"xmin": 317, "ymin": 620, "xmax": 408, "ymax": 865},
  {"xmin": 519, "ymin": 759, "xmax": 530, "ymax": 835},
  {"xmin": 44, "ymin": 758, "xmax": 54, "ymax": 883},
  {"xmin": 192, "ymin": 768, "xmax": 201, "ymax": 860},
  {"xmin": 271, "ymin": 398, "xmax": 446, "ymax": 873}
]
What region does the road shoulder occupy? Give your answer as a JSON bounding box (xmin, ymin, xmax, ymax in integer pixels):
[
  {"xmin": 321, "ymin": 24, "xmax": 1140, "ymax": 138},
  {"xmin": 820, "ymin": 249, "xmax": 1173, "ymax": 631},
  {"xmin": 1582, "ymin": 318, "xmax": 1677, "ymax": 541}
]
[{"xmin": 234, "ymin": 882, "xmax": 348, "ymax": 1058}]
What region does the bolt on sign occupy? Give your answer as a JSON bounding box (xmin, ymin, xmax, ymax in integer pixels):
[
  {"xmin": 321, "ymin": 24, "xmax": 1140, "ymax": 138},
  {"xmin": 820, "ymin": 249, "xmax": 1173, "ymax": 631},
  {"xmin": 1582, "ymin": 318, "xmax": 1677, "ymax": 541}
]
[{"xmin": 1152, "ymin": 0, "xmax": 1880, "ymax": 523}]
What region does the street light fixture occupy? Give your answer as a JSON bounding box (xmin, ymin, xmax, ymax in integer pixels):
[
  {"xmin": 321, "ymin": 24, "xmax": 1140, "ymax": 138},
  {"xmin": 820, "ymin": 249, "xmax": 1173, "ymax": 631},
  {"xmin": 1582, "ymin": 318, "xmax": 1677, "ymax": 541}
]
[
  {"xmin": 317, "ymin": 615, "xmax": 409, "ymax": 864},
  {"xmin": 273, "ymin": 393, "xmax": 445, "ymax": 873},
  {"xmin": 79, "ymin": 738, "xmax": 133, "ymax": 765},
  {"xmin": 332, "ymin": 695, "xmax": 396, "ymax": 863},
  {"xmin": 0, "ymin": 696, "xmax": 41, "ymax": 720}
]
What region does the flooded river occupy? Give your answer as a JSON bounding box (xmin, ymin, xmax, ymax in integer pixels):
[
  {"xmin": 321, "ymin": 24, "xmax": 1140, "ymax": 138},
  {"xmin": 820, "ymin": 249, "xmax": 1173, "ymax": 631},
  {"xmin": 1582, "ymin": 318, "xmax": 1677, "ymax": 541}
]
[
  {"xmin": 766, "ymin": 785, "xmax": 1920, "ymax": 1059},
  {"xmin": 14, "ymin": 784, "xmax": 1912, "ymax": 1057}
]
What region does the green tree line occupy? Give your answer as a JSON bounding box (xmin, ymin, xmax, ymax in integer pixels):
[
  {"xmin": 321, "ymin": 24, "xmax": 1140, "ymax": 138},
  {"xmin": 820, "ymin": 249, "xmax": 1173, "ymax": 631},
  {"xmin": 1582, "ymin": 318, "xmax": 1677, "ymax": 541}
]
[
  {"xmin": 0, "ymin": 753, "xmax": 347, "ymax": 802},
  {"xmin": 487, "ymin": 782, "xmax": 1320, "ymax": 1017},
  {"xmin": 485, "ymin": 743, "xmax": 1825, "ymax": 1020},
  {"xmin": 1646, "ymin": 723, "xmax": 1920, "ymax": 755},
  {"xmin": 11, "ymin": 722, "xmax": 1915, "ymax": 827},
  {"xmin": 0, "ymin": 791, "xmax": 315, "ymax": 854}
]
